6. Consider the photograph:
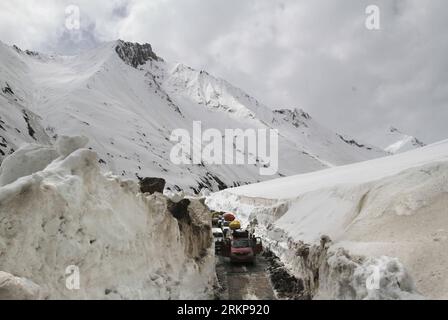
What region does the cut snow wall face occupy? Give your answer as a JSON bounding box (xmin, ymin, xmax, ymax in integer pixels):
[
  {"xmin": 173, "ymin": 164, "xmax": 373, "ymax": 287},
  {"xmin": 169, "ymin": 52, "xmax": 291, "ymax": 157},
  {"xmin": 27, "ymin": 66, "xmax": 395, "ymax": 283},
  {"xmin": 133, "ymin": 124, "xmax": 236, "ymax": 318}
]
[
  {"xmin": 205, "ymin": 161, "xmax": 448, "ymax": 299},
  {"xmin": 0, "ymin": 141, "xmax": 215, "ymax": 299},
  {"xmin": 272, "ymin": 237, "xmax": 423, "ymax": 300}
]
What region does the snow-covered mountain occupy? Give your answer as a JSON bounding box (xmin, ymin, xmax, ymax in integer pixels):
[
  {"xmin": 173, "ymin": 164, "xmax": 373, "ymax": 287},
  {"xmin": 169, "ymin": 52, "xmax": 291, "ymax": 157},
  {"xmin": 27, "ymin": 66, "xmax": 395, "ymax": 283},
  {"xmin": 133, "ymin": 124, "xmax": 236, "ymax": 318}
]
[
  {"xmin": 0, "ymin": 40, "xmax": 386, "ymax": 192},
  {"xmin": 207, "ymin": 140, "xmax": 448, "ymax": 299},
  {"xmin": 379, "ymin": 127, "xmax": 426, "ymax": 154}
]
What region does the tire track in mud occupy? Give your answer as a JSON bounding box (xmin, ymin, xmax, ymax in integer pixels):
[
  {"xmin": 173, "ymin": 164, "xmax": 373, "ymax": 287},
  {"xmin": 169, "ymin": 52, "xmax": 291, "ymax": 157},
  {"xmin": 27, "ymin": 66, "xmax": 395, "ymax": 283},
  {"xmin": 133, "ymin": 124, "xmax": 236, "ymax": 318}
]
[
  {"xmin": 215, "ymin": 250, "xmax": 310, "ymax": 300},
  {"xmin": 215, "ymin": 256, "xmax": 276, "ymax": 300}
]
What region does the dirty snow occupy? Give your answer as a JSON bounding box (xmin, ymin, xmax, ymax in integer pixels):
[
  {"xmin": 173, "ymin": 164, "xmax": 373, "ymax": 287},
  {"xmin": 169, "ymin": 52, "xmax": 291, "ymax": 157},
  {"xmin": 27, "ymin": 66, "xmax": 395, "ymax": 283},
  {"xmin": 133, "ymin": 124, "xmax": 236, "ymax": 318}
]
[{"xmin": 0, "ymin": 137, "xmax": 215, "ymax": 299}]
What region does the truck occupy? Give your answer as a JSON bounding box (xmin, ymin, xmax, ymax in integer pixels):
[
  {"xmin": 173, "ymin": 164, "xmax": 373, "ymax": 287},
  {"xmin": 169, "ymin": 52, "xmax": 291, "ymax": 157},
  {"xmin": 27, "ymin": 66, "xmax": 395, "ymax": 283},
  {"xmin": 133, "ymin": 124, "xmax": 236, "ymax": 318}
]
[
  {"xmin": 212, "ymin": 227, "xmax": 224, "ymax": 255},
  {"xmin": 219, "ymin": 229, "xmax": 263, "ymax": 264}
]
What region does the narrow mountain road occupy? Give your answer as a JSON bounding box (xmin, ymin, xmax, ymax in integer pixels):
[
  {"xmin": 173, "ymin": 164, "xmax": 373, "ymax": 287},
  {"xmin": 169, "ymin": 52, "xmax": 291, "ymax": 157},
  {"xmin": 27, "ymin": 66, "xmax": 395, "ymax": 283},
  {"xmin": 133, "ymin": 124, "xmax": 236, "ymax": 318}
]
[{"xmin": 216, "ymin": 256, "xmax": 276, "ymax": 300}]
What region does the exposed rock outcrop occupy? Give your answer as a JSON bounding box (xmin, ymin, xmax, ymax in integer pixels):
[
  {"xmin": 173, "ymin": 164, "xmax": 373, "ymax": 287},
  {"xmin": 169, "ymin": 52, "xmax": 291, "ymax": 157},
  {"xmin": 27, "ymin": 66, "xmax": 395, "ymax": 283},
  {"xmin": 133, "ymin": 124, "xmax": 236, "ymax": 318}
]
[
  {"xmin": 115, "ymin": 40, "xmax": 161, "ymax": 68},
  {"xmin": 139, "ymin": 177, "xmax": 166, "ymax": 194},
  {"xmin": 168, "ymin": 198, "xmax": 191, "ymax": 221}
]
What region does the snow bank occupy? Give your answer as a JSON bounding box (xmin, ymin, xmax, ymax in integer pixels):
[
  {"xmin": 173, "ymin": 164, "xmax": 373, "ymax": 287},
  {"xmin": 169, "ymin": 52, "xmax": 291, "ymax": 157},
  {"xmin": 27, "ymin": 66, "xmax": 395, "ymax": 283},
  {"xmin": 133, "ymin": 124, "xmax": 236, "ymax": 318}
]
[
  {"xmin": 207, "ymin": 140, "xmax": 448, "ymax": 299},
  {"xmin": 0, "ymin": 137, "xmax": 215, "ymax": 299}
]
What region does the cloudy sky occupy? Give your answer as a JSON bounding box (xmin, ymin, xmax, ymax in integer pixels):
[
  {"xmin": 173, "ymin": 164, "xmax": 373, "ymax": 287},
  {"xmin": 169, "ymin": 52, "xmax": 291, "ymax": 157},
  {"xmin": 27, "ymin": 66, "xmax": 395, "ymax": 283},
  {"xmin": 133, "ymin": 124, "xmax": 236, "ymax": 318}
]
[{"xmin": 1, "ymin": 0, "xmax": 447, "ymax": 144}]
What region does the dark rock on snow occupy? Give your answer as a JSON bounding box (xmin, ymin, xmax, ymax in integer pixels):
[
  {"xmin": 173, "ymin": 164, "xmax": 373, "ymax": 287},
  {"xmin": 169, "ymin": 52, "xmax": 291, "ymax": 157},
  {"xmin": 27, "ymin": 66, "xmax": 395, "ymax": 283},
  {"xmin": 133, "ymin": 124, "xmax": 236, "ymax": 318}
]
[
  {"xmin": 115, "ymin": 40, "xmax": 161, "ymax": 68},
  {"xmin": 167, "ymin": 199, "xmax": 191, "ymax": 221},
  {"xmin": 139, "ymin": 177, "xmax": 166, "ymax": 194}
]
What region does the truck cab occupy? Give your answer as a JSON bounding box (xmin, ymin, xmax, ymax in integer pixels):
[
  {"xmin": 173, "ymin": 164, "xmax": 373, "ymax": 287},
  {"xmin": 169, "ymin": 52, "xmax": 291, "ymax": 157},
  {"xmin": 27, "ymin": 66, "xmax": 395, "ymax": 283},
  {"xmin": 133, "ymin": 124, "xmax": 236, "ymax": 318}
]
[
  {"xmin": 230, "ymin": 238, "xmax": 255, "ymax": 263},
  {"xmin": 212, "ymin": 227, "xmax": 224, "ymax": 255},
  {"xmin": 212, "ymin": 227, "xmax": 224, "ymax": 241},
  {"xmin": 220, "ymin": 230, "xmax": 263, "ymax": 264}
]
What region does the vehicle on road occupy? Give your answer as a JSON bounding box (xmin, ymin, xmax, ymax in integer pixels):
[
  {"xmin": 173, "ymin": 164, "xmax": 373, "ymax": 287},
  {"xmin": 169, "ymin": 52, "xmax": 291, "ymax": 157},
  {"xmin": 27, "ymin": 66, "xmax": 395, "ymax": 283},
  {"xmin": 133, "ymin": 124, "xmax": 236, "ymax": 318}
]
[
  {"xmin": 229, "ymin": 220, "xmax": 241, "ymax": 230},
  {"xmin": 230, "ymin": 238, "xmax": 256, "ymax": 263},
  {"xmin": 212, "ymin": 227, "xmax": 224, "ymax": 241},
  {"xmin": 223, "ymin": 212, "xmax": 236, "ymax": 222},
  {"xmin": 212, "ymin": 227, "xmax": 225, "ymax": 255},
  {"xmin": 220, "ymin": 229, "xmax": 263, "ymax": 264},
  {"xmin": 222, "ymin": 226, "xmax": 231, "ymax": 239}
]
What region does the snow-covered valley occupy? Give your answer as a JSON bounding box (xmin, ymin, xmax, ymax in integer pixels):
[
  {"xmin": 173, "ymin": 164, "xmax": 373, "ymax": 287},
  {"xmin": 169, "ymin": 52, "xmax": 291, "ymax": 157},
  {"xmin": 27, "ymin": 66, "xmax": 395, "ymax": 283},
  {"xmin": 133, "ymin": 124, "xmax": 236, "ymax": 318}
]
[
  {"xmin": 0, "ymin": 39, "xmax": 446, "ymax": 301},
  {"xmin": 0, "ymin": 39, "xmax": 389, "ymax": 301}
]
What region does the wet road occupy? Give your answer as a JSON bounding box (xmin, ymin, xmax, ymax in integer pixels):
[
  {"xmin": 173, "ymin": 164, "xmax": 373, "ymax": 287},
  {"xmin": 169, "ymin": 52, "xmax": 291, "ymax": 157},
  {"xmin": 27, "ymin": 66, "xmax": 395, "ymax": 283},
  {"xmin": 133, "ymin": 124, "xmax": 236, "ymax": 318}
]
[{"xmin": 216, "ymin": 256, "xmax": 276, "ymax": 300}]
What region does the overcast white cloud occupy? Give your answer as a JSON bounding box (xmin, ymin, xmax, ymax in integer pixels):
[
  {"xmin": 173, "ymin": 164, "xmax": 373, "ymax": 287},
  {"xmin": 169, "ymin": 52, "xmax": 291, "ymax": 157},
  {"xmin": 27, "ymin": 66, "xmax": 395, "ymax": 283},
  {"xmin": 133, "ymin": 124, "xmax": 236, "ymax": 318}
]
[{"xmin": 0, "ymin": 0, "xmax": 447, "ymax": 143}]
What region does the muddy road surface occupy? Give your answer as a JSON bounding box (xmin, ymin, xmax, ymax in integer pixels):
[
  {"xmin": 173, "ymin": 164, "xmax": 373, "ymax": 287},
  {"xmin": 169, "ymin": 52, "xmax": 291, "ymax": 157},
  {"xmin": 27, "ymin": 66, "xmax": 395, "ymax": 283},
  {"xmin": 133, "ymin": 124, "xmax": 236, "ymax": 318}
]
[{"xmin": 215, "ymin": 256, "xmax": 277, "ymax": 300}]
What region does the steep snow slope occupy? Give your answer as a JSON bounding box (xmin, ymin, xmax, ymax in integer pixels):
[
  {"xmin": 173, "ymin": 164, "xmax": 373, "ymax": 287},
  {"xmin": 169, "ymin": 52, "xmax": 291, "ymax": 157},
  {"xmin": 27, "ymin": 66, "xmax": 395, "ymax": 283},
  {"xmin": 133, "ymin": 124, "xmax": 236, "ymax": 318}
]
[
  {"xmin": 0, "ymin": 45, "xmax": 52, "ymax": 158},
  {"xmin": 207, "ymin": 140, "xmax": 448, "ymax": 299},
  {"xmin": 0, "ymin": 137, "xmax": 215, "ymax": 299},
  {"xmin": 0, "ymin": 40, "xmax": 385, "ymax": 192}
]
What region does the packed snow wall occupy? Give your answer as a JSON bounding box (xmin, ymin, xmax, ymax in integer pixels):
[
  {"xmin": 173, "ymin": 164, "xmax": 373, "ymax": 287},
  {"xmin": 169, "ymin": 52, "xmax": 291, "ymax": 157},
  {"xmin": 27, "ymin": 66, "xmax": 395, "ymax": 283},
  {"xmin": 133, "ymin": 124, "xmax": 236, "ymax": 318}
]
[
  {"xmin": 0, "ymin": 137, "xmax": 215, "ymax": 299},
  {"xmin": 207, "ymin": 192, "xmax": 425, "ymax": 300},
  {"xmin": 206, "ymin": 146, "xmax": 448, "ymax": 300}
]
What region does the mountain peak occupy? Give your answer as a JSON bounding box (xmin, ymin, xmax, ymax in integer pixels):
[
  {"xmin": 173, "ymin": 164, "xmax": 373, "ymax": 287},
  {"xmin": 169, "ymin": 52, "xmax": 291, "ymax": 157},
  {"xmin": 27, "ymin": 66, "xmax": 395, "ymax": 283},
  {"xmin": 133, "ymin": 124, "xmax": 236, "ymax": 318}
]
[
  {"xmin": 115, "ymin": 40, "xmax": 162, "ymax": 68},
  {"xmin": 384, "ymin": 126, "xmax": 426, "ymax": 153}
]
